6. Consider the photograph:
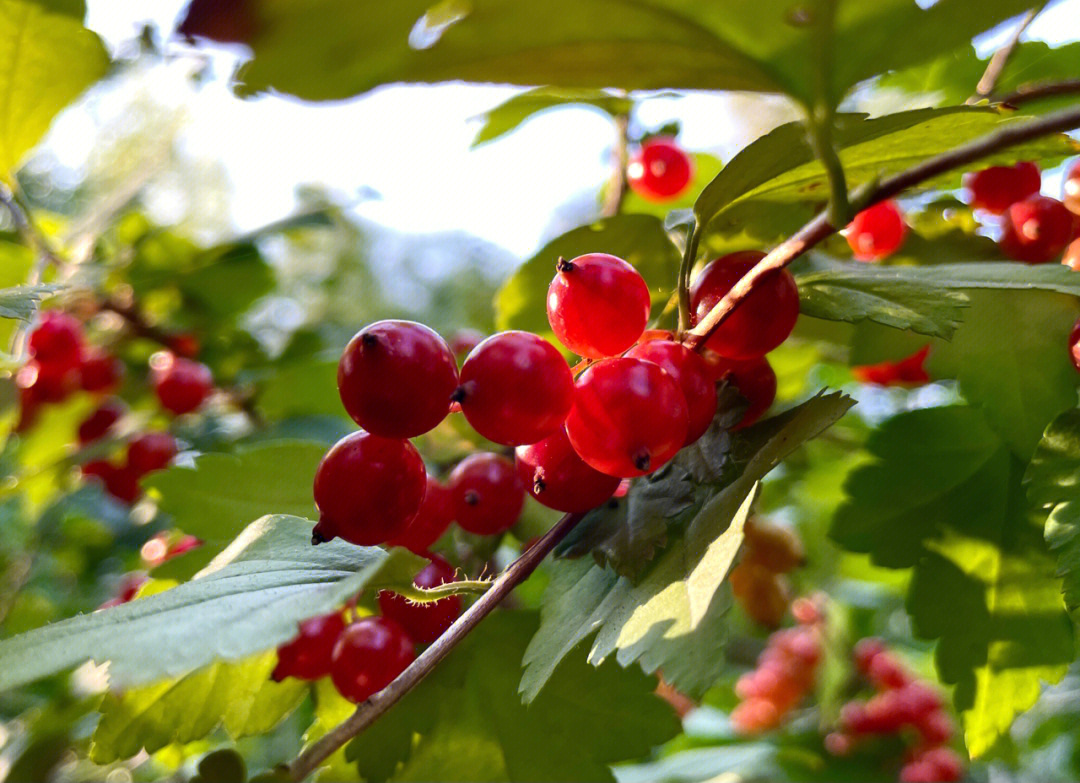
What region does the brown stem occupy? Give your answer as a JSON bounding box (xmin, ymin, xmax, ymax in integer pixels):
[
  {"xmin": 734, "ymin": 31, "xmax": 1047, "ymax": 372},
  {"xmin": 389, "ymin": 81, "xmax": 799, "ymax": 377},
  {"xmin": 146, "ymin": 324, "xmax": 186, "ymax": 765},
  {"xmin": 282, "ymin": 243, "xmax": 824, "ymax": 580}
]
[
  {"xmin": 601, "ymin": 112, "xmax": 630, "ymax": 218},
  {"xmin": 996, "ymin": 79, "xmax": 1080, "ymax": 108},
  {"xmin": 969, "ymin": 6, "xmax": 1042, "ymax": 103}
]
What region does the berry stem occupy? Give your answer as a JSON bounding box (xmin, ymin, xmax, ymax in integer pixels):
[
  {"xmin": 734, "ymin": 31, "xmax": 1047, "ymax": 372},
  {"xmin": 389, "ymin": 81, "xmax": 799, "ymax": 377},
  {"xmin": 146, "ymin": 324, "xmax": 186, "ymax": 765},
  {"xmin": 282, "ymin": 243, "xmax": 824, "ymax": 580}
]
[
  {"xmin": 996, "ymin": 78, "xmax": 1080, "ymax": 108},
  {"xmin": 286, "ymin": 510, "xmax": 587, "ymax": 782},
  {"xmin": 969, "ymin": 5, "xmax": 1043, "ymax": 103},
  {"xmin": 805, "ymin": 102, "xmax": 851, "ymax": 227},
  {"xmin": 676, "ymin": 220, "xmax": 700, "ymax": 332},
  {"xmin": 600, "ymin": 107, "xmax": 630, "ymax": 218}
]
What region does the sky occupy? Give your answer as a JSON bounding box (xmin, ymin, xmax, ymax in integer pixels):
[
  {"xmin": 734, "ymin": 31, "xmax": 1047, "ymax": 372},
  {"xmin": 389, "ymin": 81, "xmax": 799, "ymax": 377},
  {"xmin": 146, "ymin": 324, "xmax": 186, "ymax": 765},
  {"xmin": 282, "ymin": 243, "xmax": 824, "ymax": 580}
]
[{"xmin": 37, "ymin": 1, "xmax": 1080, "ymax": 259}]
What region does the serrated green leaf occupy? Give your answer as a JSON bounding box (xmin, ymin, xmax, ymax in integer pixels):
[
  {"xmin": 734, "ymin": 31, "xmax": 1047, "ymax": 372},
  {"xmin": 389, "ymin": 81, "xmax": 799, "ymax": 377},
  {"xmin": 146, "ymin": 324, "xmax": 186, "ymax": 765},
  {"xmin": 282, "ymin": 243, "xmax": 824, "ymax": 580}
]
[
  {"xmin": 90, "ymin": 651, "xmax": 307, "ymax": 763},
  {"xmin": 472, "ymin": 87, "xmax": 633, "ymax": 147},
  {"xmin": 0, "ymin": 284, "xmax": 63, "ymax": 321}
]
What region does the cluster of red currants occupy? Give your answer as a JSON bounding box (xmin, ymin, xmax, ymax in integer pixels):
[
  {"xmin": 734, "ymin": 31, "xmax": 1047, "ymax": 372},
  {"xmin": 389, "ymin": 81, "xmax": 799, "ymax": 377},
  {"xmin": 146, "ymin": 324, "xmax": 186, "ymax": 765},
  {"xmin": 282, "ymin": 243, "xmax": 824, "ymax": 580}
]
[
  {"xmin": 730, "ymin": 596, "xmax": 823, "ymax": 733},
  {"xmin": 729, "ymin": 517, "xmax": 805, "ymax": 628},
  {"xmin": 827, "ymin": 639, "xmax": 963, "ymax": 783}
]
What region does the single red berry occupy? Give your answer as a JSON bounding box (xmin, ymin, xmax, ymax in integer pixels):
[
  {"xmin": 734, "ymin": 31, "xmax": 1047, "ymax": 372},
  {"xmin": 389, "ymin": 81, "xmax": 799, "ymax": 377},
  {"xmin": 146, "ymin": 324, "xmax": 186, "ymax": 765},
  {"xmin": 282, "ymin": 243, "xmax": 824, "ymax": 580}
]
[
  {"xmin": 104, "ymin": 463, "xmax": 143, "ymax": 504},
  {"xmin": 895, "ymin": 682, "xmax": 943, "ymax": 723},
  {"xmin": 78, "ymin": 399, "xmax": 126, "ymax": 444},
  {"xmin": 690, "ymin": 251, "xmax": 799, "ymax": 360},
  {"xmin": 627, "ymin": 137, "xmax": 694, "ymax": 201},
  {"xmin": 1070, "ymin": 316, "xmax": 1080, "ymax": 373},
  {"xmin": 547, "ymin": 253, "xmax": 651, "ymax": 359},
  {"xmin": 166, "ymin": 332, "xmax": 201, "ymax": 359},
  {"xmin": 454, "ymin": 331, "xmax": 574, "ymax": 446},
  {"xmin": 730, "ymin": 697, "xmax": 782, "ymax": 734},
  {"xmin": 705, "ymin": 353, "xmax": 777, "ymax": 429},
  {"xmin": 791, "ymin": 597, "xmax": 822, "ymax": 626},
  {"xmin": 915, "ymin": 747, "xmax": 963, "ymax": 783},
  {"xmin": 80, "ymin": 348, "xmax": 124, "ymax": 393},
  {"xmin": 16, "ymin": 359, "xmax": 81, "ymax": 403},
  {"xmin": 448, "ymin": 328, "xmax": 484, "ymax": 358},
  {"xmin": 964, "ymin": 161, "xmax": 1041, "ymax": 214},
  {"xmin": 98, "ymin": 571, "xmax": 148, "ymax": 609},
  {"xmin": 142, "ymin": 531, "xmax": 202, "ymax": 566},
  {"xmin": 81, "ymin": 459, "xmax": 117, "ymax": 485},
  {"xmin": 845, "ymin": 200, "xmax": 907, "ymax": 261},
  {"xmin": 272, "ymin": 611, "xmax": 346, "ymax": 682},
  {"xmin": 378, "ymin": 554, "xmax": 462, "ymax": 644},
  {"xmin": 337, "ymin": 320, "xmax": 458, "ymax": 438},
  {"xmin": 515, "ymin": 427, "xmax": 620, "ymax": 512},
  {"xmin": 1064, "ymin": 238, "xmax": 1080, "ymax": 271},
  {"xmin": 899, "ymin": 761, "xmax": 939, "ymax": 783},
  {"xmin": 867, "ymin": 651, "xmax": 909, "ymax": 690},
  {"xmin": 1062, "ymin": 159, "xmax": 1080, "ymax": 215},
  {"xmin": 312, "ymin": 431, "xmax": 427, "ymax": 546},
  {"xmin": 127, "ymin": 431, "xmax": 179, "ymax": 475},
  {"xmin": 28, "ymin": 311, "xmax": 84, "ymax": 367},
  {"xmin": 916, "ymin": 709, "xmax": 955, "ymax": 745},
  {"xmin": 448, "ymin": 452, "xmax": 524, "ymax": 535},
  {"xmin": 839, "ymin": 701, "xmax": 874, "ymax": 735},
  {"xmin": 331, "ymin": 616, "xmax": 416, "ymax": 703},
  {"xmin": 626, "ymin": 339, "xmax": 717, "ymax": 444},
  {"xmin": 565, "ymin": 357, "xmax": 688, "ymax": 478},
  {"xmin": 823, "ymin": 732, "xmax": 852, "ymax": 757},
  {"xmin": 1000, "ymin": 195, "xmax": 1076, "ymax": 263},
  {"xmin": 168, "ymin": 533, "xmax": 202, "ymax": 558},
  {"xmin": 852, "ymin": 345, "xmax": 931, "ymax": 387},
  {"xmin": 387, "ymin": 476, "xmax": 454, "ymax": 553},
  {"xmin": 853, "ymin": 638, "xmax": 887, "ymax": 674},
  {"xmin": 152, "ymin": 353, "xmax": 213, "ymax": 415}
]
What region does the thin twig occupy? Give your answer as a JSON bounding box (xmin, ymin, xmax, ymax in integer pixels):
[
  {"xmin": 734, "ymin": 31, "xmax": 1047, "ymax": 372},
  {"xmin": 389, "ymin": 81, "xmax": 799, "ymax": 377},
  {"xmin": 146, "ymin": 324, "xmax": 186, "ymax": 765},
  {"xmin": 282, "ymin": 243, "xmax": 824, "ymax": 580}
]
[
  {"xmin": 970, "ymin": 7, "xmax": 1042, "ymax": 103},
  {"xmin": 996, "ymin": 78, "xmax": 1080, "ymax": 108},
  {"xmin": 601, "ymin": 111, "xmax": 630, "ymax": 218}
]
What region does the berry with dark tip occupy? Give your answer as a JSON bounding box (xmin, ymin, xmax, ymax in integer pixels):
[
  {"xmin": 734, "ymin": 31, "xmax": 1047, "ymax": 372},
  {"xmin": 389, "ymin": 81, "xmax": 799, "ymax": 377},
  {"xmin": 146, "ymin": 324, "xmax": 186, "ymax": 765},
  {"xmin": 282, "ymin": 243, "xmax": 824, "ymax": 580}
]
[
  {"xmin": 330, "ymin": 616, "xmax": 415, "ymax": 703},
  {"xmin": 515, "ymin": 427, "xmax": 620, "ymax": 512},
  {"xmin": 448, "ymin": 452, "xmax": 524, "ymax": 535},
  {"xmin": 378, "ymin": 554, "xmax": 462, "ymax": 644}
]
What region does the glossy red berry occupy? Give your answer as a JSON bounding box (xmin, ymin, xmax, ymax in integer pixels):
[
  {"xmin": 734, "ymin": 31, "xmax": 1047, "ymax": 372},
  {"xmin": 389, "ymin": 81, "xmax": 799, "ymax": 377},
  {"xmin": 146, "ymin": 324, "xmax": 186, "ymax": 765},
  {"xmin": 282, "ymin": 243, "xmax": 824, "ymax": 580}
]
[
  {"xmin": 271, "ymin": 611, "xmax": 346, "ymax": 682},
  {"xmin": 626, "ymin": 339, "xmax": 717, "ymax": 444},
  {"xmin": 378, "ymin": 554, "xmax": 462, "ymax": 644},
  {"xmin": 627, "ymin": 137, "xmax": 693, "ymax": 201},
  {"xmin": 1000, "ymin": 195, "xmax": 1076, "ymax": 263},
  {"xmin": 127, "ymin": 431, "xmax": 179, "ymax": 475},
  {"xmin": 331, "ymin": 616, "xmax": 416, "ymax": 703},
  {"xmin": 704, "ymin": 354, "xmax": 777, "ymax": 429},
  {"xmin": 964, "ymin": 161, "xmax": 1041, "ymax": 214},
  {"xmin": 28, "ymin": 311, "xmax": 84, "ymax": 367},
  {"xmin": 454, "ymin": 331, "xmax": 574, "ymax": 446},
  {"xmin": 387, "ymin": 475, "xmax": 454, "ymax": 553},
  {"xmin": 690, "ymin": 251, "xmax": 799, "ymax": 360},
  {"xmin": 152, "ymin": 353, "xmax": 213, "ymax": 415},
  {"xmin": 80, "ymin": 348, "xmax": 124, "ymax": 393},
  {"xmin": 1069, "ymin": 317, "xmax": 1080, "ymax": 373},
  {"xmin": 845, "ymin": 200, "xmax": 907, "ymax": 261},
  {"xmin": 565, "ymin": 357, "xmax": 688, "ymax": 478},
  {"xmin": 1062, "ymin": 159, "xmax": 1080, "ymax": 215},
  {"xmin": 449, "ymin": 452, "xmax": 524, "ymax": 535},
  {"xmin": 312, "ymin": 431, "xmax": 427, "ymax": 546},
  {"xmin": 547, "ymin": 253, "xmax": 650, "ymax": 359},
  {"xmin": 338, "ymin": 320, "xmax": 458, "ymax": 438},
  {"xmin": 515, "ymin": 427, "xmax": 620, "ymax": 512},
  {"xmin": 1064, "ymin": 238, "xmax": 1080, "ymax": 271},
  {"xmin": 78, "ymin": 399, "xmax": 126, "ymax": 445}
]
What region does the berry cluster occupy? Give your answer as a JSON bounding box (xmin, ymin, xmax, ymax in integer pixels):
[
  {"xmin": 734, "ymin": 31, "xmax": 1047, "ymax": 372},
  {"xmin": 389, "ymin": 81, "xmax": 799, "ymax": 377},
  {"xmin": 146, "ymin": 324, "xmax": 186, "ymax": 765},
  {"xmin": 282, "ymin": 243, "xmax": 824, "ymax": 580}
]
[{"xmin": 730, "ymin": 517, "xmax": 805, "ymax": 628}]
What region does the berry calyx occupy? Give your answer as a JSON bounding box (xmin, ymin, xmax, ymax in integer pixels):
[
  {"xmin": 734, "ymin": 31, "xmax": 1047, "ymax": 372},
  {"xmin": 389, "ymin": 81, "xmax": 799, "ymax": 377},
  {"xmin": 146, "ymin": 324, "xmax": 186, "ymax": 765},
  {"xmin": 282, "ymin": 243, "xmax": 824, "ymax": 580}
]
[
  {"xmin": 387, "ymin": 475, "xmax": 454, "ymax": 553},
  {"xmin": 127, "ymin": 431, "xmax": 179, "ymax": 475},
  {"xmin": 1000, "ymin": 195, "xmax": 1076, "ymax": 263},
  {"xmin": 28, "ymin": 311, "xmax": 84, "ymax": 367},
  {"xmin": 337, "ymin": 320, "xmax": 459, "ymax": 438},
  {"xmin": 689, "ymin": 251, "xmax": 800, "ymax": 360},
  {"xmin": 448, "ymin": 452, "xmax": 524, "ymax": 535},
  {"xmin": 330, "ymin": 616, "xmax": 415, "ymax": 703},
  {"xmin": 454, "ymin": 331, "xmax": 573, "ymax": 446},
  {"xmin": 272, "ymin": 611, "xmax": 346, "ymax": 682},
  {"xmin": 378, "ymin": 554, "xmax": 462, "ymax": 644},
  {"xmin": 626, "ymin": 339, "xmax": 717, "ymax": 444},
  {"xmin": 845, "ymin": 200, "xmax": 907, "ymax": 261},
  {"xmin": 312, "ymin": 431, "xmax": 427, "ymax": 546},
  {"xmin": 515, "ymin": 427, "xmax": 620, "ymax": 512},
  {"xmin": 964, "ymin": 161, "xmax": 1041, "ymax": 214},
  {"xmin": 151, "ymin": 353, "xmax": 214, "ymax": 415},
  {"xmin": 1062, "ymin": 159, "xmax": 1080, "ymax": 215},
  {"xmin": 547, "ymin": 253, "xmax": 650, "ymax": 359},
  {"xmin": 704, "ymin": 353, "xmax": 777, "ymax": 428},
  {"xmin": 78, "ymin": 399, "xmax": 126, "ymax": 445},
  {"xmin": 627, "ymin": 137, "xmax": 693, "ymax": 201},
  {"xmin": 565, "ymin": 357, "xmax": 688, "ymax": 478}
]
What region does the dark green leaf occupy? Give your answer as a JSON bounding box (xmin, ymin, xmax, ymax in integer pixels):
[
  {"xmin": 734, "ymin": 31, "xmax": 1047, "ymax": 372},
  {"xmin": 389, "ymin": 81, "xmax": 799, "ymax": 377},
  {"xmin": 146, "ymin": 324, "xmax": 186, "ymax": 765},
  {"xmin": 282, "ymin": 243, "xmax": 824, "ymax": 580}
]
[{"xmin": 472, "ymin": 87, "xmax": 633, "ymax": 147}]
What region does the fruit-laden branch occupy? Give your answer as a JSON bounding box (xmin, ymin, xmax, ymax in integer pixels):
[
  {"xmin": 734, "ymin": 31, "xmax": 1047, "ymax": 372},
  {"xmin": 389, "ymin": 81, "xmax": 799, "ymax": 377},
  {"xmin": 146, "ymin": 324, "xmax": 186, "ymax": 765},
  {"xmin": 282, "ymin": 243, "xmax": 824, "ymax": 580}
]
[{"xmin": 682, "ymin": 102, "xmax": 1080, "ymax": 351}]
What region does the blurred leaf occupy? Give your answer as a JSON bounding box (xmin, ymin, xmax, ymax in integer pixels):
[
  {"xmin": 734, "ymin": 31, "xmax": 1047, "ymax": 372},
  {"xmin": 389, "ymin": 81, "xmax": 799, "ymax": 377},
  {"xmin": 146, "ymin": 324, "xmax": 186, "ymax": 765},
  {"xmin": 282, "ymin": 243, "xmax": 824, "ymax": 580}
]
[
  {"xmin": 180, "ymin": 243, "xmax": 276, "ymax": 321},
  {"xmin": 613, "ymin": 744, "xmax": 777, "ymax": 783},
  {"xmin": 471, "ymin": 87, "xmax": 633, "ymax": 146},
  {"xmin": 257, "ymin": 357, "xmax": 348, "ymax": 421},
  {"xmin": 0, "ymin": 283, "xmax": 63, "ymax": 321},
  {"xmin": 193, "ymin": 749, "xmax": 248, "ymax": 783}
]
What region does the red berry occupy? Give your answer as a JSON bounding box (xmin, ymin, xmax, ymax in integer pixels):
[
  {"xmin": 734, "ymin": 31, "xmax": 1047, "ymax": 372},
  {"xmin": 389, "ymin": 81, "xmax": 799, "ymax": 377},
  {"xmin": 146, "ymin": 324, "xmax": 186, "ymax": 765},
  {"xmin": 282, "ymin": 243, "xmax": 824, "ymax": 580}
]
[
  {"xmin": 80, "ymin": 348, "xmax": 124, "ymax": 393},
  {"xmin": 852, "ymin": 345, "xmax": 931, "ymax": 387},
  {"xmin": 916, "ymin": 709, "xmax": 955, "ymax": 745},
  {"xmin": 565, "ymin": 357, "xmax": 688, "ymax": 478},
  {"xmin": 1062, "ymin": 159, "xmax": 1080, "ymax": 215},
  {"xmin": 791, "ymin": 597, "xmax": 822, "ymax": 626},
  {"xmin": 824, "ymin": 732, "xmax": 852, "ymax": 757},
  {"xmin": 627, "ymin": 137, "xmax": 693, "ymax": 201},
  {"xmin": 730, "ymin": 697, "xmax": 781, "ymax": 734},
  {"xmin": 104, "ymin": 463, "xmax": 143, "ymax": 504},
  {"xmin": 896, "ymin": 681, "xmax": 943, "ymax": 721},
  {"xmin": 98, "ymin": 571, "xmax": 148, "ymax": 609},
  {"xmin": 81, "ymin": 459, "xmax": 117, "ymax": 485},
  {"xmin": 1069, "ymin": 316, "xmax": 1080, "ymax": 372},
  {"xmin": 142, "ymin": 532, "xmax": 203, "ymax": 566},
  {"xmin": 1064, "ymin": 238, "xmax": 1080, "ymax": 271},
  {"xmin": 845, "ymin": 200, "xmax": 907, "ymax": 261},
  {"xmin": 127, "ymin": 431, "xmax": 179, "ymax": 475},
  {"xmin": 331, "ymin": 616, "xmax": 415, "ymax": 703},
  {"xmin": 853, "ymin": 638, "xmax": 887, "ymax": 674},
  {"xmin": 378, "ymin": 554, "xmax": 462, "ymax": 644},
  {"xmin": 867, "ymin": 651, "xmax": 909, "ymax": 690},
  {"xmin": 166, "ymin": 332, "xmax": 200, "ymax": 359},
  {"xmin": 454, "ymin": 331, "xmax": 574, "ymax": 446},
  {"xmin": 448, "ymin": 452, "xmax": 524, "ymax": 536},
  {"xmin": 839, "ymin": 701, "xmax": 874, "ymax": 734},
  {"xmin": 625, "ymin": 339, "xmax": 717, "ymax": 444},
  {"xmin": 78, "ymin": 399, "xmax": 126, "ymax": 444},
  {"xmin": 705, "ymin": 353, "xmax": 777, "ymax": 428},
  {"xmin": 337, "ymin": 320, "xmax": 458, "ymax": 438},
  {"xmin": 17, "ymin": 359, "xmax": 81, "ymax": 403},
  {"xmin": 271, "ymin": 611, "xmax": 346, "ymax": 682},
  {"xmin": 387, "ymin": 476, "xmax": 454, "ymax": 553},
  {"xmin": 152, "ymin": 354, "xmax": 213, "ymax": 415},
  {"xmin": 547, "ymin": 253, "xmax": 651, "ymax": 359},
  {"xmin": 28, "ymin": 311, "xmax": 83, "ymax": 367},
  {"xmin": 1000, "ymin": 195, "xmax": 1076, "ymax": 263},
  {"xmin": 964, "ymin": 161, "xmax": 1041, "ymax": 214},
  {"xmin": 448, "ymin": 328, "xmax": 484, "ymax": 358},
  {"xmin": 899, "ymin": 761, "xmax": 939, "ymax": 783},
  {"xmin": 312, "ymin": 431, "xmax": 427, "ymax": 546},
  {"xmin": 915, "ymin": 746, "xmax": 963, "ymax": 782},
  {"xmin": 690, "ymin": 251, "xmax": 799, "ymax": 360},
  {"xmin": 515, "ymin": 427, "xmax": 620, "ymax": 512}
]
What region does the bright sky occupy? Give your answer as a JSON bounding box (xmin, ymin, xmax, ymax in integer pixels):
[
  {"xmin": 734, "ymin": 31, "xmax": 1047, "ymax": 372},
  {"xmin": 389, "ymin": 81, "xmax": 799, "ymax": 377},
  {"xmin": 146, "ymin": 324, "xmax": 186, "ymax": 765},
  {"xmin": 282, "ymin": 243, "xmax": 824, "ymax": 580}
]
[{"xmin": 42, "ymin": 1, "xmax": 1080, "ymax": 258}]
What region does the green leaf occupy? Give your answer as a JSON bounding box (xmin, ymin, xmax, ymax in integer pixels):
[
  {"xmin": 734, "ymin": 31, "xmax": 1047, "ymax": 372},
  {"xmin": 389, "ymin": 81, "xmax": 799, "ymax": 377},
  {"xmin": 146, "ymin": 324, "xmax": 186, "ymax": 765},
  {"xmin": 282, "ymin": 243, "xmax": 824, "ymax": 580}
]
[
  {"xmin": 90, "ymin": 651, "xmax": 308, "ymax": 763},
  {"xmin": 472, "ymin": 87, "xmax": 633, "ymax": 147},
  {"xmin": 0, "ymin": 515, "xmax": 419, "ymax": 690},
  {"xmin": 493, "ymin": 214, "xmax": 679, "ymax": 339},
  {"xmin": 179, "ymin": 243, "xmax": 276, "ymax": 321},
  {"xmin": 0, "ymin": 0, "xmax": 108, "ymax": 179},
  {"xmin": 345, "ymin": 612, "xmax": 680, "ymax": 783},
  {"xmin": 831, "ymin": 406, "xmax": 1074, "ymax": 757},
  {"xmin": 257, "ymin": 357, "xmax": 348, "ymax": 421},
  {"xmin": 0, "ymin": 283, "xmax": 63, "ymax": 321}
]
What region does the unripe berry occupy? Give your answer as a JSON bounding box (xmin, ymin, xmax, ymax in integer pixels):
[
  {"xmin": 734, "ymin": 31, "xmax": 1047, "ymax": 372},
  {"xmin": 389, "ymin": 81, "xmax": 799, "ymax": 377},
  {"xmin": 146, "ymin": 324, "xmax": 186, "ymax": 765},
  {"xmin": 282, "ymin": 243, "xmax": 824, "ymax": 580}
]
[
  {"xmin": 744, "ymin": 517, "xmax": 804, "ymax": 573},
  {"xmin": 28, "ymin": 311, "xmax": 84, "ymax": 367},
  {"xmin": 515, "ymin": 427, "xmax": 620, "ymax": 512},
  {"xmin": 331, "ymin": 617, "xmax": 415, "ymax": 703},
  {"xmin": 625, "ymin": 339, "xmax": 717, "ymax": 444},
  {"xmin": 1063, "ymin": 159, "xmax": 1080, "ymax": 215},
  {"xmin": 547, "ymin": 254, "xmax": 650, "ymax": 359},
  {"xmin": 387, "ymin": 476, "xmax": 454, "ymax": 553},
  {"xmin": 565, "ymin": 357, "xmax": 688, "ymax": 478},
  {"xmin": 845, "ymin": 200, "xmax": 907, "ymax": 261},
  {"xmin": 627, "ymin": 137, "xmax": 693, "ymax": 201},
  {"xmin": 337, "ymin": 320, "xmax": 458, "ymax": 438},
  {"xmin": 80, "ymin": 348, "xmax": 124, "ymax": 393},
  {"xmin": 704, "ymin": 353, "xmax": 777, "ymax": 428},
  {"xmin": 152, "ymin": 353, "xmax": 213, "ymax": 415},
  {"xmin": 78, "ymin": 399, "xmax": 126, "ymax": 445},
  {"xmin": 378, "ymin": 554, "xmax": 462, "ymax": 644},
  {"xmin": 127, "ymin": 431, "xmax": 179, "ymax": 475},
  {"xmin": 730, "ymin": 697, "xmax": 782, "ymax": 734},
  {"xmin": 690, "ymin": 251, "xmax": 799, "ymax": 360},
  {"xmin": 964, "ymin": 161, "xmax": 1041, "ymax": 214},
  {"xmin": 271, "ymin": 611, "xmax": 346, "ymax": 682},
  {"xmin": 312, "ymin": 431, "xmax": 427, "ymax": 546},
  {"xmin": 729, "ymin": 561, "xmax": 788, "ymax": 628},
  {"xmin": 449, "ymin": 452, "xmax": 524, "ymax": 535},
  {"xmin": 454, "ymin": 331, "xmax": 574, "ymax": 446},
  {"xmin": 1000, "ymin": 195, "xmax": 1075, "ymax": 263}
]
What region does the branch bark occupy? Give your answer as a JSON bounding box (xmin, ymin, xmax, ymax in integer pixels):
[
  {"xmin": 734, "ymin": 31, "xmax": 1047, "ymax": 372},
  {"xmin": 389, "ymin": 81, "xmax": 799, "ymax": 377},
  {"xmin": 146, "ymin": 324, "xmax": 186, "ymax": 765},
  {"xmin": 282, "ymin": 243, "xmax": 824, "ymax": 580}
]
[{"xmin": 996, "ymin": 78, "xmax": 1080, "ymax": 108}]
